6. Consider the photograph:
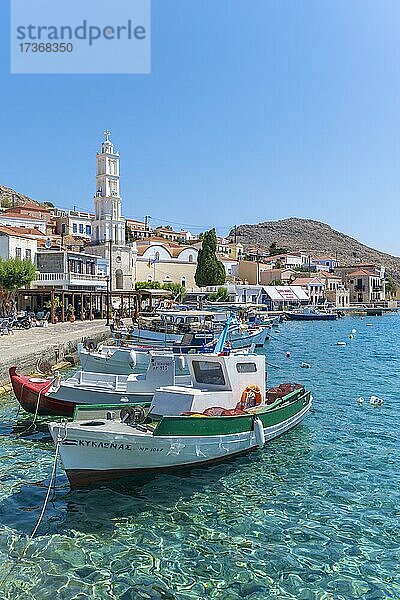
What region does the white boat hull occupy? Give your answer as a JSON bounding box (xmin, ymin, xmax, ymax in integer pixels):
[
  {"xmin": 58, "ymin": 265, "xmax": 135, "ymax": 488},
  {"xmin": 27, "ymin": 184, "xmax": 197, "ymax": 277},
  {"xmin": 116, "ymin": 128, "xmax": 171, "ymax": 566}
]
[{"xmin": 49, "ymin": 402, "xmax": 310, "ymax": 486}]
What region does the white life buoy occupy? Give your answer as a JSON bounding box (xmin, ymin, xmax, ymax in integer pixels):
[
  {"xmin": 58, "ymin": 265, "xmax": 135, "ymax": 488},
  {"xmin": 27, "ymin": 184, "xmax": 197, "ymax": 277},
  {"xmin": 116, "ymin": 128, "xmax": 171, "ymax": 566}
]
[{"xmin": 254, "ymin": 417, "xmax": 265, "ymax": 448}]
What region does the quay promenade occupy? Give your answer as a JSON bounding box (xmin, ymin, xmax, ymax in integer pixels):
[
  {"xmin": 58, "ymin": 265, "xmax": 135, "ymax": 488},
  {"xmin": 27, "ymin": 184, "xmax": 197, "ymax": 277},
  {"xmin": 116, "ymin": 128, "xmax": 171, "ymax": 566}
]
[{"xmin": 0, "ymin": 320, "xmax": 109, "ymax": 385}]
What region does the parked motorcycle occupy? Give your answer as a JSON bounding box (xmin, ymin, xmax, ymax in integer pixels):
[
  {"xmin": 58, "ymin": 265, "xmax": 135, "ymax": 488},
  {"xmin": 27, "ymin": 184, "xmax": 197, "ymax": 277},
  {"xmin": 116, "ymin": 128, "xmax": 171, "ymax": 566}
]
[{"xmin": 12, "ymin": 314, "xmax": 33, "ymax": 330}]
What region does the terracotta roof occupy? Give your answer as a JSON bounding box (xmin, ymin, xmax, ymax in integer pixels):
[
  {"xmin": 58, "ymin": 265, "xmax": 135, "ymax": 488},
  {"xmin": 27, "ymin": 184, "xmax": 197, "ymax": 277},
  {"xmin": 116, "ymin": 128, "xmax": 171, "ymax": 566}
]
[
  {"xmin": 0, "ymin": 226, "xmax": 45, "ymax": 238},
  {"xmin": 137, "ymin": 236, "xmax": 181, "ymax": 247},
  {"xmin": 292, "ymin": 277, "xmax": 323, "ymax": 286},
  {"xmin": 348, "ymin": 269, "xmax": 375, "ymax": 277},
  {"xmin": 1, "ymin": 211, "xmax": 45, "ymax": 221},
  {"xmin": 318, "ymin": 270, "xmax": 341, "ymax": 279}
]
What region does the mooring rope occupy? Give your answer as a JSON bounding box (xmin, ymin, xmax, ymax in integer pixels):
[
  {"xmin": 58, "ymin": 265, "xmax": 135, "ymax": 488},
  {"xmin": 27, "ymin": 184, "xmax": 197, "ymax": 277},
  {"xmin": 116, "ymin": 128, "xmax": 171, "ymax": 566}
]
[
  {"xmin": 0, "ymin": 420, "xmax": 67, "ymax": 589},
  {"xmin": 16, "ymin": 378, "xmax": 55, "ymax": 438}
]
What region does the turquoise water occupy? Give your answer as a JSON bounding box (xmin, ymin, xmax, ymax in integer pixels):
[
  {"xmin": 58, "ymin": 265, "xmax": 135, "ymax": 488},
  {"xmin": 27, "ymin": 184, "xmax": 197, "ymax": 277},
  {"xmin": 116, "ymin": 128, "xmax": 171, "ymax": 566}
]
[{"xmin": 0, "ymin": 315, "xmax": 399, "ymax": 599}]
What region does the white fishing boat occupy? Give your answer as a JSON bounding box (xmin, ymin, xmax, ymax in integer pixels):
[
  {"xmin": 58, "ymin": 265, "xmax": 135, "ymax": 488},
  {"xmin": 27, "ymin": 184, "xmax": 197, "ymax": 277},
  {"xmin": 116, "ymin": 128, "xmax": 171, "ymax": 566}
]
[
  {"xmin": 115, "ymin": 310, "xmax": 269, "ymax": 349},
  {"xmin": 10, "ymin": 352, "xmax": 190, "ymax": 418},
  {"xmin": 49, "ymin": 321, "xmax": 312, "ymax": 487},
  {"xmin": 77, "ymin": 342, "xmax": 158, "ymax": 374}
]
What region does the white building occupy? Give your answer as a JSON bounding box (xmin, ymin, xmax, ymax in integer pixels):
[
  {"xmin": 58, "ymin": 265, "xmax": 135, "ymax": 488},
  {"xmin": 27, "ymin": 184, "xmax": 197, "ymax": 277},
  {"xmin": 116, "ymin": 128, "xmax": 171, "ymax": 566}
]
[
  {"xmin": 0, "ymin": 213, "xmax": 46, "ymax": 233},
  {"xmin": 33, "ymin": 250, "xmax": 107, "ymax": 291},
  {"xmin": 54, "ymin": 209, "xmax": 94, "ymax": 239},
  {"xmin": 0, "ymin": 226, "xmax": 41, "ymax": 263}
]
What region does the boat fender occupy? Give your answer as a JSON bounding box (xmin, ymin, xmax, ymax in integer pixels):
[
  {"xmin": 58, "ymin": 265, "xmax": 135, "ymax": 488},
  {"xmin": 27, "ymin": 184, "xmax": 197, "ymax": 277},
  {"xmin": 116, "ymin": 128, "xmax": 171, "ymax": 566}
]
[
  {"xmin": 129, "ymin": 350, "xmax": 137, "ymax": 368},
  {"xmin": 178, "ymin": 356, "xmax": 186, "ymax": 370},
  {"xmin": 254, "ymin": 417, "xmax": 265, "ymax": 448},
  {"xmin": 286, "ymin": 351, "xmax": 291, "ymax": 358}
]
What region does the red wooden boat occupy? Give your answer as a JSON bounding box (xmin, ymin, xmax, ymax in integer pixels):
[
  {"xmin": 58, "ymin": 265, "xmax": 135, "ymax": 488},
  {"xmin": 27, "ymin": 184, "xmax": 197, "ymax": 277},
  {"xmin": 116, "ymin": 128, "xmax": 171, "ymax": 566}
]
[{"xmin": 9, "ymin": 367, "xmax": 75, "ymax": 417}]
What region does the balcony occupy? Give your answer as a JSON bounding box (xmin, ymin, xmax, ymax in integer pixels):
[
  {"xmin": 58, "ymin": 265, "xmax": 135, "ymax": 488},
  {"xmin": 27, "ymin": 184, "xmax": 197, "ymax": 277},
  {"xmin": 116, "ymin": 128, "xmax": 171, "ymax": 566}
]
[{"xmin": 32, "ymin": 272, "xmax": 107, "ymax": 290}]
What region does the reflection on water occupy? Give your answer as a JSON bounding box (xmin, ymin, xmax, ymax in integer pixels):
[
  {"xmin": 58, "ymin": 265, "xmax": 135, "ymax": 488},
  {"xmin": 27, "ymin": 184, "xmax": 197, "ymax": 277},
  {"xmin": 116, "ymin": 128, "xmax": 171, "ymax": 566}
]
[{"xmin": 0, "ymin": 315, "xmax": 399, "ymax": 598}]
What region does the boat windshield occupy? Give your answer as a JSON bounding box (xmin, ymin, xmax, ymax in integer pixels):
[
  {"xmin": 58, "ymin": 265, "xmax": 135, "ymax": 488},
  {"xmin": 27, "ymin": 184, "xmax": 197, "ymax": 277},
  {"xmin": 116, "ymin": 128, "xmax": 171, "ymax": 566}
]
[{"xmin": 192, "ymin": 361, "xmax": 226, "ymax": 386}]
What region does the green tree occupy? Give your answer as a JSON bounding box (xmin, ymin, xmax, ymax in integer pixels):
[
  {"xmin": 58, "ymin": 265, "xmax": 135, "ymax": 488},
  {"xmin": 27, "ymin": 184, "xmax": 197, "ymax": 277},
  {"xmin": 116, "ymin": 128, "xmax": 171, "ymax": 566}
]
[
  {"xmin": 195, "ymin": 228, "xmax": 226, "ymax": 287},
  {"xmin": 269, "ymin": 279, "xmax": 283, "ymax": 286},
  {"xmin": 385, "ymin": 276, "xmax": 397, "ymax": 298},
  {"xmin": 162, "ymin": 282, "xmax": 186, "ymax": 301},
  {"xmin": 134, "ymin": 281, "xmax": 186, "ymax": 301},
  {"xmin": 208, "ymin": 286, "xmax": 229, "ymax": 302},
  {"xmin": 125, "ymin": 222, "xmax": 134, "ymax": 244},
  {"xmin": 0, "ymin": 258, "xmax": 37, "ymax": 315},
  {"xmin": 135, "ymin": 281, "xmax": 161, "ymax": 290},
  {"xmin": 269, "ymin": 242, "xmax": 287, "ymax": 256}
]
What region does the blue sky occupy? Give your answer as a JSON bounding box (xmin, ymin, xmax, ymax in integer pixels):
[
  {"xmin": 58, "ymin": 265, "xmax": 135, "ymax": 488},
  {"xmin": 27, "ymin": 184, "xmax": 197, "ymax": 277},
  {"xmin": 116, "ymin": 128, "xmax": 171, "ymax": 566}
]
[{"xmin": 1, "ymin": 0, "xmax": 400, "ymax": 253}]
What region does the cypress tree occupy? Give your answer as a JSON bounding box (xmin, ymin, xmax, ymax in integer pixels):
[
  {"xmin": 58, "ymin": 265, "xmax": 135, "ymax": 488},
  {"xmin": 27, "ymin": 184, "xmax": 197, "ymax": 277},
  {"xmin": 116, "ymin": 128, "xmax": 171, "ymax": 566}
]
[{"xmin": 195, "ymin": 229, "xmax": 226, "ymax": 287}]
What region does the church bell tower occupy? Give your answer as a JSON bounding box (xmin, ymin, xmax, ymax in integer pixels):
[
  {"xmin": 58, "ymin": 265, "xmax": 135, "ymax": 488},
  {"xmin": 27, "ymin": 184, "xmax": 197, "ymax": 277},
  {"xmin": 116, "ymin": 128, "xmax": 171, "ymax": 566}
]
[{"xmin": 91, "ymin": 130, "xmax": 125, "ymax": 244}]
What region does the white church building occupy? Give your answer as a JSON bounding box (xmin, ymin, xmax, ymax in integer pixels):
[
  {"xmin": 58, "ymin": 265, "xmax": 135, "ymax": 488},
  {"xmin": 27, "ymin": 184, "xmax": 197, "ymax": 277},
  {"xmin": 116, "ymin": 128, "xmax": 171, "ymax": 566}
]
[{"xmin": 89, "ymin": 131, "xmax": 136, "ymax": 291}]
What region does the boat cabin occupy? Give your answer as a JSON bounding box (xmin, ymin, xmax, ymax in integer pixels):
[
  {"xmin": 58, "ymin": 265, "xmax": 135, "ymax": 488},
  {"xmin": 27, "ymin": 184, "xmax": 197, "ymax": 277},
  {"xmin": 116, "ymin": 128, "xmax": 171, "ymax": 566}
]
[{"xmin": 149, "ymin": 352, "xmax": 266, "ymax": 417}]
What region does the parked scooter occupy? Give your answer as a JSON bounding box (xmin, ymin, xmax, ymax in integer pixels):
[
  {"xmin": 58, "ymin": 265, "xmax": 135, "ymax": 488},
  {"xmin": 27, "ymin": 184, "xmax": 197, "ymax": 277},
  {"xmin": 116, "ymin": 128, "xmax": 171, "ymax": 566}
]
[{"xmin": 12, "ymin": 314, "xmax": 33, "ymax": 330}]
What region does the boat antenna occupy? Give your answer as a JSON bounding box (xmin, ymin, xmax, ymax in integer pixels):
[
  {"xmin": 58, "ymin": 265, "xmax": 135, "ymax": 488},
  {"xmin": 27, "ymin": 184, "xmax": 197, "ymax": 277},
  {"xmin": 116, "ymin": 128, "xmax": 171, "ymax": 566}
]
[{"xmin": 213, "ymin": 312, "xmax": 234, "ymax": 354}]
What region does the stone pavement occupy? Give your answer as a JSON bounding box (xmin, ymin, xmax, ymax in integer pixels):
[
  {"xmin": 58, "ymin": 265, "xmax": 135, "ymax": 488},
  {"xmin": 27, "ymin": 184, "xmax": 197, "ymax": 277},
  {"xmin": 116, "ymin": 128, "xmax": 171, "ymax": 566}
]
[{"xmin": 0, "ymin": 320, "xmax": 109, "ymax": 383}]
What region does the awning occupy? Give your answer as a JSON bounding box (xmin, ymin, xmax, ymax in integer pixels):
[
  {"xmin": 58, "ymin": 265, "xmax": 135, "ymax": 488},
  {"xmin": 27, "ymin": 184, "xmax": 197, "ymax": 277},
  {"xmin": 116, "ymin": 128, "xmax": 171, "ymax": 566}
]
[{"xmin": 262, "ymin": 286, "xmax": 309, "ymax": 301}]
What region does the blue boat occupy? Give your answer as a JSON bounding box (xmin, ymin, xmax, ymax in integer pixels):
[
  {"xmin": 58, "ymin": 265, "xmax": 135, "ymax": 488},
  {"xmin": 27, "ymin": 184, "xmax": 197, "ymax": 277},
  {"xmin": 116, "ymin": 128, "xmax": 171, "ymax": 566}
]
[{"xmin": 284, "ymin": 307, "xmax": 337, "ymax": 321}]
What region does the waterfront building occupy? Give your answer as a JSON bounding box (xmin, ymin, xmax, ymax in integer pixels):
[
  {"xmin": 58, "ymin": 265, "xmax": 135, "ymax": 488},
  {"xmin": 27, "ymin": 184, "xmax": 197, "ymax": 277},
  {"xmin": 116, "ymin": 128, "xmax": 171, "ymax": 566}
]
[
  {"xmin": 33, "ymin": 249, "xmax": 107, "ymax": 292},
  {"xmin": 135, "ymin": 240, "xmax": 198, "ymax": 290},
  {"xmin": 345, "ymin": 268, "xmax": 385, "ymax": 304},
  {"xmin": 291, "ymin": 276, "xmax": 325, "ymax": 305},
  {"xmin": 261, "ymin": 285, "xmax": 310, "ymax": 310},
  {"xmin": 224, "ymin": 283, "xmax": 309, "ymax": 307}
]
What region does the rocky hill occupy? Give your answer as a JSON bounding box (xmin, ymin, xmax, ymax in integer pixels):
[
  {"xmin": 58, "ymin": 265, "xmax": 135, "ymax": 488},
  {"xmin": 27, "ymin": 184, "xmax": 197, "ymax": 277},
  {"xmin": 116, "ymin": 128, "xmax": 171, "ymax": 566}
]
[
  {"xmin": 0, "ymin": 184, "xmax": 43, "ymax": 208},
  {"xmin": 232, "ymin": 218, "xmax": 400, "ymax": 280}
]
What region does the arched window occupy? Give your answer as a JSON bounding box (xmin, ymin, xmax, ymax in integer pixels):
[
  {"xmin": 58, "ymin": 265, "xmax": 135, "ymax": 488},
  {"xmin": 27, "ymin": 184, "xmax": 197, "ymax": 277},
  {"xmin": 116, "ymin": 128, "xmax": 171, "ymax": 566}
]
[
  {"xmin": 155, "ymin": 251, "xmax": 160, "ymax": 261},
  {"xmin": 188, "ymin": 255, "xmax": 194, "ymax": 263},
  {"xmin": 147, "ymin": 275, "xmax": 153, "ymax": 282},
  {"xmin": 181, "ymin": 277, "xmax": 186, "ymax": 287},
  {"xmin": 115, "ymin": 269, "xmax": 123, "ymax": 290}
]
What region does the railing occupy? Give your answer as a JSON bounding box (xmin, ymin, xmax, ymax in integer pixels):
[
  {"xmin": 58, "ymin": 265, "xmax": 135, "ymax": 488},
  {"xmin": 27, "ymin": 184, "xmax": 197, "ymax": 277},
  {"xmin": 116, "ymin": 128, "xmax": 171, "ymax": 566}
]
[{"xmin": 33, "ymin": 272, "xmax": 107, "ymax": 285}]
